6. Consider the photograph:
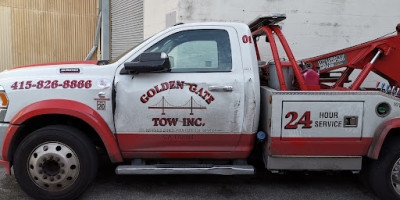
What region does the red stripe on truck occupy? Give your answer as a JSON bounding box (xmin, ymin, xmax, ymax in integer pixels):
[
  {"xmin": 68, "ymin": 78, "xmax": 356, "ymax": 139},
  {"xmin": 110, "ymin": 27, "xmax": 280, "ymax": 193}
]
[
  {"xmin": 269, "ymin": 137, "xmax": 373, "ymax": 156},
  {"xmin": 117, "ymin": 133, "xmax": 255, "ymax": 159}
]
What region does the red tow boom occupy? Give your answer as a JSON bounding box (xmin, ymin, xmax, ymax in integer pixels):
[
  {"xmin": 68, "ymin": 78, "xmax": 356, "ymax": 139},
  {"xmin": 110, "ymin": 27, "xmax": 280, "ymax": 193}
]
[{"xmin": 250, "ymin": 15, "xmax": 400, "ymax": 91}]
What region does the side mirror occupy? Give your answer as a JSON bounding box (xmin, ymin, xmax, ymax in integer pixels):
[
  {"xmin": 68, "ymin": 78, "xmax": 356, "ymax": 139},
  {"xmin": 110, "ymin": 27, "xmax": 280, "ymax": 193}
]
[{"xmin": 124, "ymin": 52, "xmax": 171, "ymax": 73}]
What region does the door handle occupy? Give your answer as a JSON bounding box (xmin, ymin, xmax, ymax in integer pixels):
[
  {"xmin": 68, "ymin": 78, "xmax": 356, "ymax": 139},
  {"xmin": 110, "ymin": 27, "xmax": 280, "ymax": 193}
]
[{"xmin": 208, "ymin": 86, "xmax": 233, "ymax": 92}]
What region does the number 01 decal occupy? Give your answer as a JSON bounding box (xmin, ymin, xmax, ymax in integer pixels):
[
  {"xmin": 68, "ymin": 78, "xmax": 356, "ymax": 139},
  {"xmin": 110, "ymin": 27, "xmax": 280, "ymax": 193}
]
[
  {"xmin": 242, "ymin": 35, "xmax": 252, "ymax": 43},
  {"xmin": 284, "ymin": 111, "xmax": 312, "ymax": 129}
]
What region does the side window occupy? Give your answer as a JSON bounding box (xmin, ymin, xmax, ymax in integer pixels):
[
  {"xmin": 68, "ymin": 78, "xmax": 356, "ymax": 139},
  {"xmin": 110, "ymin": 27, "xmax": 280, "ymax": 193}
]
[{"xmin": 145, "ymin": 29, "xmax": 232, "ymax": 72}]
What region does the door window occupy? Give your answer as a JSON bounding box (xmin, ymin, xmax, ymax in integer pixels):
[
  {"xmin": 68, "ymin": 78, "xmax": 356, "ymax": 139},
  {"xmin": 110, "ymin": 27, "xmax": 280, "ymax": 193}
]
[{"xmin": 145, "ymin": 29, "xmax": 232, "ymax": 72}]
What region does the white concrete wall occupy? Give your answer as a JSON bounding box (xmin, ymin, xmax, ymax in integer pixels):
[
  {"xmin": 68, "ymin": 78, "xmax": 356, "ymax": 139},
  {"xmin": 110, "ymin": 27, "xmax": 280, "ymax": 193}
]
[
  {"xmin": 144, "ymin": 0, "xmax": 400, "ymax": 87},
  {"xmin": 143, "ymin": 0, "xmax": 179, "ymax": 39}
]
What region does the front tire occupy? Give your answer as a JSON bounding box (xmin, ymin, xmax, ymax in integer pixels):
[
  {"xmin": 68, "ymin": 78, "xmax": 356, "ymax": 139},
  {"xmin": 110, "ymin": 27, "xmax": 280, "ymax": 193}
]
[
  {"xmin": 14, "ymin": 125, "xmax": 98, "ymax": 200},
  {"xmin": 367, "ymin": 135, "xmax": 400, "ymax": 200}
]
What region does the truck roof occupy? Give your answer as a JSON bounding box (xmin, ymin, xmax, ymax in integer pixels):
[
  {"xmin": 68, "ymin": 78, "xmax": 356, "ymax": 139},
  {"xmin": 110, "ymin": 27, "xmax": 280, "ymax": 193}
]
[{"xmin": 172, "ymin": 21, "xmax": 249, "ymax": 29}]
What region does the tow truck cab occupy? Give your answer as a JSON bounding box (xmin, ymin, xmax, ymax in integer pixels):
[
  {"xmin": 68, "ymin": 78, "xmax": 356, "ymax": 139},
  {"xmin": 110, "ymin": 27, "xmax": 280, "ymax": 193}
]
[{"xmin": 113, "ymin": 23, "xmax": 260, "ymax": 159}]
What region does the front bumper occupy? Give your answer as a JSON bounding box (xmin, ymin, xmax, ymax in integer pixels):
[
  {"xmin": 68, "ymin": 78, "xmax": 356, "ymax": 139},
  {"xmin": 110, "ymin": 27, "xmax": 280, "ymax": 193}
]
[
  {"xmin": 0, "ymin": 123, "xmax": 9, "ymax": 160},
  {"xmin": 0, "ymin": 123, "xmax": 10, "ymax": 174}
]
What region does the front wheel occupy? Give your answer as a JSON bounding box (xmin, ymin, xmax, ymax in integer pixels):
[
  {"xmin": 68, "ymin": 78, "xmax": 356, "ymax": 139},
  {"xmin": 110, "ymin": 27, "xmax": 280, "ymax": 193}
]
[
  {"xmin": 367, "ymin": 135, "xmax": 400, "ymax": 200},
  {"xmin": 14, "ymin": 125, "xmax": 98, "ymax": 200}
]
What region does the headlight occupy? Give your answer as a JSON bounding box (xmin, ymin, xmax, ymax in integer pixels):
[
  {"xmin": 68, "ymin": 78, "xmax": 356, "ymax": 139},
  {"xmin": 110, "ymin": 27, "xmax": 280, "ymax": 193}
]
[
  {"xmin": 0, "ymin": 96, "xmax": 7, "ymax": 108},
  {"xmin": 0, "ymin": 86, "xmax": 7, "ymax": 108},
  {"xmin": 0, "ymin": 86, "xmax": 8, "ymax": 121}
]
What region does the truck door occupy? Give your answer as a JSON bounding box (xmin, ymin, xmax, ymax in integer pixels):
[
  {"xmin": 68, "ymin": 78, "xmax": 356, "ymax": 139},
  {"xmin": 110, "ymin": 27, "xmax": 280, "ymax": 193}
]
[{"xmin": 114, "ymin": 26, "xmax": 246, "ymax": 154}]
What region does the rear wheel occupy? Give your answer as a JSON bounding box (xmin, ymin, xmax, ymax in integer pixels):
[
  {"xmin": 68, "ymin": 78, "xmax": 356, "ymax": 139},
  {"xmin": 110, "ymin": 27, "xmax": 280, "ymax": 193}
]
[
  {"xmin": 14, "ymin": 125, "xmax": 98, "ymax": 200},
  {"xmin": 367, "ymin": 135, "xmax": 400, "ymax": 200}
]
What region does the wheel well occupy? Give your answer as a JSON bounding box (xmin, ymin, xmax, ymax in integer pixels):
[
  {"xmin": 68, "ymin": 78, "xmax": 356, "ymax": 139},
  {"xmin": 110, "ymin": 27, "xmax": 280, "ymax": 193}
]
[
  {"xmin": 382, "ymin": 128, "xmax": 400, "ymax": 148},
  {"xmin": 8, "ymin": 114, "xmax": 106, "ymax": 164},
  {"xmin": 372, "ymin": 127, "xmax": 400, "ymax": 160}
]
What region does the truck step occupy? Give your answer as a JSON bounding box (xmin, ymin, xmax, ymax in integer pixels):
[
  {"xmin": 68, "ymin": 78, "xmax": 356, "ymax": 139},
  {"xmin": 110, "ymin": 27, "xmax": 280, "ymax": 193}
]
[{"xmin": 115, "ymin": 164, "xmax": 254, "ymax": 175}]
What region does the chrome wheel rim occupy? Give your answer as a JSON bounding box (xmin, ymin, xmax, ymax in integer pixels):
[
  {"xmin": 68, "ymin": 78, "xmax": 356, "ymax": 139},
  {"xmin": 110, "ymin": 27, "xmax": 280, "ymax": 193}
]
[
  {"xmin": 27, "ymin": 142, "xmax": 80, "ymax": 191},
  {"xmin": 391, "ymin": 157, "xmax": 400, "ymax": 195}
]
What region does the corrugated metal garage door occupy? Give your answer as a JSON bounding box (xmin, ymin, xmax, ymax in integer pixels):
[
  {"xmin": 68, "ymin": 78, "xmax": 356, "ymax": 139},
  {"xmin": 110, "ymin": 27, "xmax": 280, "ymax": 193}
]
[{"xmin": 111, "ymin": 0, "xmax": 143, "ymax": 60}]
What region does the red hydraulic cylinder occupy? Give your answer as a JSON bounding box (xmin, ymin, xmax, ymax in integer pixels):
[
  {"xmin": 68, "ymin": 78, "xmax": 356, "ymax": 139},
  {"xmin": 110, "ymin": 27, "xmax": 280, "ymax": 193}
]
[{"xmin": 350, "ymin": 50, "xmax": 382, "ymax": 90}]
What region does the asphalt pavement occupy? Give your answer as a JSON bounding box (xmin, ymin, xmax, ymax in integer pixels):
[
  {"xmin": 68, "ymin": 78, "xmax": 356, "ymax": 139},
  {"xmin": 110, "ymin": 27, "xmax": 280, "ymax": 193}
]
[{"xmin": 0, "ymin": 165, "xmax": 379, "ymax": 200}]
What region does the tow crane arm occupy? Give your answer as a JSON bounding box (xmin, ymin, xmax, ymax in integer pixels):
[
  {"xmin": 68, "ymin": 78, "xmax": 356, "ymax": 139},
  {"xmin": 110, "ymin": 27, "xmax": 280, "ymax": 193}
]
[{"xmin": 250, "ymin": 14, "xmax": 400, "ymax": 91}]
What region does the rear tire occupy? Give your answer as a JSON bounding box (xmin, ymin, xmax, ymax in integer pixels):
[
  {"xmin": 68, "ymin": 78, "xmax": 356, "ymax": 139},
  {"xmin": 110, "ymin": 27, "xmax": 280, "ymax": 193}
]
[
  {"xmin": 14, "ymin": 125, "xmax": 98, "ymax": 200},
  {"xmin": 367, "ymin": 135, "xmax": 400, "ymax": 200}
]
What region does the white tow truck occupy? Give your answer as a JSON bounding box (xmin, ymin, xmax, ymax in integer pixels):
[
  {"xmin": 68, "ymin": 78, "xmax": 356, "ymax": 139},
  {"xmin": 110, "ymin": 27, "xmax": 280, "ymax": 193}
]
[{"xmin": 1, "ymin": 15, "xmax": 400, "ymax": 199}]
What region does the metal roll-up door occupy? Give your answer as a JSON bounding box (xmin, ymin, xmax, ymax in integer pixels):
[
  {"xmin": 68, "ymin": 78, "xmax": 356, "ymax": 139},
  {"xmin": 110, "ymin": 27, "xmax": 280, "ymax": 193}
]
[{"xmin": 111, "ymin": 0, "xmax": 143, "ymax": 60}]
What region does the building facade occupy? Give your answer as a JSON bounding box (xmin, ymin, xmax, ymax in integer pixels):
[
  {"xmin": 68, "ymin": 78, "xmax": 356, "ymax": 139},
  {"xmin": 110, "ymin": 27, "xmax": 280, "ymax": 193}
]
[{"xmin": 0, "ymin": 0, "xmax": 98, "ymax": 71}]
